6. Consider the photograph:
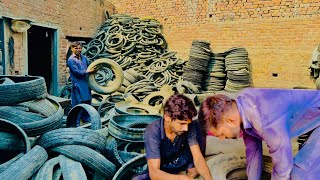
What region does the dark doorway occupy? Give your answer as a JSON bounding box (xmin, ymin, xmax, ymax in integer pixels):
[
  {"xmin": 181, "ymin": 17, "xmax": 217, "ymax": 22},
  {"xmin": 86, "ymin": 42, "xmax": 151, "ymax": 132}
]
[{"xmin": 28, "ymin": 25, "xmax": 53, "ymax": 93}]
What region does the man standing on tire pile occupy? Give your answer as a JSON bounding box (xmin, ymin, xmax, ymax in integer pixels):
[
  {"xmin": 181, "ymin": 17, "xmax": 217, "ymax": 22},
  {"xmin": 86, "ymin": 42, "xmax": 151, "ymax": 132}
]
[
  {"xmin": 67, "ymin": 41, "xmax": 98, "ymax": 126},
  {"xmin": 133, "ymin": 94, "xmax": 212, "ymax": 180},
  {"xmin": 198, "ymin": 88, "xmax": 320, "ymax": 179}
]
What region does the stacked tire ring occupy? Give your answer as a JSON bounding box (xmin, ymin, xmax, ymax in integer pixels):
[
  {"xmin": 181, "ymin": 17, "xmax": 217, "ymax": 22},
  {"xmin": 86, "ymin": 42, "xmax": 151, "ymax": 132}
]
[
  {"xmin": 183, "ymin": 40, "xmax": 212, "ymax": 90},
  {"xmin": 106, "ymin": 114, "xmax": 161, "ymax": 176},
  {"xmin": 0, "ymin": 75, "xmax": 63, "ymax": 137},
  {"xmin": 98, "ymin": 94, "xmax": 125, "ymax": 118},
  {"xmin": 224, "ymin": 47, "xmax": 250, "ymax": 92},
  {"xmin": 118, "ymin": 68, "xmax": 144, "ymax": 94},
  {"xmin": 124, "ymin": 78, "xmax": 159, "ymax": 101},
  {"xmin": 204, "ymin": 52, "xmax": 227, "ymax": 92}
]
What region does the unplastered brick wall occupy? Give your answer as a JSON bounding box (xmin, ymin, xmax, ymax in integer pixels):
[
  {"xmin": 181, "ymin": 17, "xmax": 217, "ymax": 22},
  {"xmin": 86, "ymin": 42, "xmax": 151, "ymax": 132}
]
[
  {"xmin": 109, "ymin": 0, "xmax": 320, "ymax": 89},
  {"xmin": 0, "ymin": 0, "xmax": 114, "ymax": 85}
]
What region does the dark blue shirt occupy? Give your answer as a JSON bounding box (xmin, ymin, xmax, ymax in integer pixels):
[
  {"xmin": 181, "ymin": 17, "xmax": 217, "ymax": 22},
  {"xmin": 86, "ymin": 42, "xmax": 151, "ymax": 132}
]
[
  {"xmin": 67, "ymin": 54, "xmax": 91, "ymax": 106},
  {"xmin": 144, "ymin": 118, "xmax": 200, "ymax": 174}
]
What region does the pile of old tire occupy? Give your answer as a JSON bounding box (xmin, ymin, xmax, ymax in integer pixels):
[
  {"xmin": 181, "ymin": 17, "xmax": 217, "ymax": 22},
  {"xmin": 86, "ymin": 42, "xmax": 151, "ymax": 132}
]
[
  {"xmin": 0, "ymin": 75, "xmax": 63, "ymax": 136},
  {"xmin": 82, "ymin": 13, "xmax": 186, "ymax": 92},
  {"xmin": 0, "ymin": 119, "xmax": 46, "ymax": 179},
  {"xmin": 224, "ymin": 47, "xmax": 250, "ymax": 92},
  {"xmin": 183, "ymin": 40, "xmax": 212, "ymax": 90},
  {"xmin": 0, "ymin": 75, "xmax": 47, "ymax": 106},
  {"xmin": 106, "ymin": 114, "xmax": 161, "ymax": 178},
  {"xmin": 35, "ymin": 127, "xmax": 116, "ymax": 179},
  {"xmin": 97, "ymin": 94, "xmax": 125, "ymax": 118}
]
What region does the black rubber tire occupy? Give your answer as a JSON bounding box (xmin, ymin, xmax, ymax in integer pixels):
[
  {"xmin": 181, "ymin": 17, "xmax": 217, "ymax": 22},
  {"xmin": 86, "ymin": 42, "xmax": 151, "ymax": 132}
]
[
  {"xmin": 32, "ymin": 156, "xmax": 60, "ymax": 180},
  {"xmin": 87, "ymin": 58, "xmax": 124, "ymax": 94},
  {"xmin": 0, "ymin": 106, "xmax": 47, "ymax": 124},
  {"xmin": 104, "ymin": 136, "xmax": 125, "ymax": 168},
  {"xmin": 0, "ymin": 75, "xmax": 48, "ymax": 106},
  {"xmin": 15, "ymin": 96, "xmax": 64, "ymax": 136},
  {"xmin": 52, "ymin": 167, "xmax": 62, "ymax": 180},
  {"xmin": 114, "ymin": 101, "xmax": 160, "ymax": 115},
  {"xmin": 58, "ymin": 84, "xmax": 72, "ymax": 99},
  {"xmin": 112, "ymin": 154, "xmax": 147, "ymax": 180},
  {"xmin": 19, "ymin": 98, "xmax": 57, "ymax": 117},
  {"xmin": 0, "ymin": 145, "xmax": 48, "ymax": 180},
  {"xmin": 51, "ymin": 145, "xmax": 116, "ymax": 178},
  {"xmin": 108, "ymin": 114, "xmax": 161, "ymax": 142},
  {"xmin": 201, "ymin": 153, "xmax": 272, "ymax": 180},
  {"xmin": 0, "ymin": 132, "xmax": 25, "ymax": 152},
  {"xmin": 0, "ymin": 153, "xmax": 24, "ymax": 173},
  {"xmin": 0, "ymin": 118, "xmax": 30, "ymax": 153},
  {"xmin": 66, "ymin": 104, "xmax": 102, "ymax": 130},
  {"xmin": 59, "ymin": 155, "xmax": 87, "ymax": 180},
  {"xmin": 97, "ymin": 101, "xmax": 114, "ymax": 118},
  {"xmin": 37, "ymin": 128, "xmax": 107, "ymax": 153},
  {"xmin": 118, "ymin": 150, "xmax": 140, "ymax": 164}
]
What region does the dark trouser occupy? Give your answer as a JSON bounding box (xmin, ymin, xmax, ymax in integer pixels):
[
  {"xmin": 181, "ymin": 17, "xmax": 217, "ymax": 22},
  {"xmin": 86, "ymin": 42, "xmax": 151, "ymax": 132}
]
[
  {"xmin": 132, "ymin": 171, "xmax": 150, "ymax": 180},
  {"xmin": 291, "ymin": 126, "xmax": 320, "ymax": 179},
  {"xmin": 75, "ymin": 100, "xmax": 91, "ymax": 126}
]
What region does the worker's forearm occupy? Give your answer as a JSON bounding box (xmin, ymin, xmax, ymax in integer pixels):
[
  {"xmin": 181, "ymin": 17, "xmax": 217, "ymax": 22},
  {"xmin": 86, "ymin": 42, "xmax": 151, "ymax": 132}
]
[{"xmin": 195, "ymin": 158, "xmax": 212, "ymax": 180}]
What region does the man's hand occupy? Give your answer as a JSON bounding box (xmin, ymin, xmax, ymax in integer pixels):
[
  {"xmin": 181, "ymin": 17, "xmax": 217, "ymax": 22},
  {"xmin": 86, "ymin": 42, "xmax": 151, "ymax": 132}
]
[
  {"xmin": 190, "ymin": 145, "xmax": 213, "ymax": 180},
  {"xmin": 86, "ymin": 65, "xmax": 101, "ymax": 74},
  {"xmin": 148, "ymin": 159, "xmax": 194, "ymax": 180}
]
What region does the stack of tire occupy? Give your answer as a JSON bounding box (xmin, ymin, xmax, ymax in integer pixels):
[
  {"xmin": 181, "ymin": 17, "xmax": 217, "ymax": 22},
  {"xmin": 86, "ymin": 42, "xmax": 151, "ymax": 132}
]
[
  {"xmin": 224, "ymin": 47, "xmax": 250, "ymax": 92},
  {"xmin": 0, "ymin": 75, "xmax": 119, "ymax": 179},
  {"xmin": 183, "ymin": 40, "xmax": 212, "ymax": 90},
  {"xmin": 0, "ymin": 75, "xmax": 63, "ymax": 137},
  {"xmin": 106, "ymin": 114, "xmax": 161, "ymax": 179},
  {"xmin": 204, "ymin": 52, "xmax": 227, "ymax": 92}
]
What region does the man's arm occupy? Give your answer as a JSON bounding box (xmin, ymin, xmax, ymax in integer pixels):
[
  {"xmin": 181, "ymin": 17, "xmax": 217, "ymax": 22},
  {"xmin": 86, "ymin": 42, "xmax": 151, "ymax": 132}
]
[
  {"xmin": 189, "ymin": 144, "xmax": 212, "ymax": 180},
  {"xmin": 243, "ymin": 131, "xmax": 263, "ymax": 180},
  {"xmin": 262, "ymin": 123, "xmax": 293, "ymax": 180},
  {"xmin": 147, "ymin": 159, "xmax": 193, "ymax": 180}
]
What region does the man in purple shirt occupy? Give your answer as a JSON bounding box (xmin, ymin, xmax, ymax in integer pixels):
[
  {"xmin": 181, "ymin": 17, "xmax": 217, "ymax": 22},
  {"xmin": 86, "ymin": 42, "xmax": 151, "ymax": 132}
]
[
  {"xmin": 67, "ymin": 41, "xmax": 97, "ymax": 126},
  {"xmin": 198, "ymin": 88, "xmax": 320, "ymax": 179}
]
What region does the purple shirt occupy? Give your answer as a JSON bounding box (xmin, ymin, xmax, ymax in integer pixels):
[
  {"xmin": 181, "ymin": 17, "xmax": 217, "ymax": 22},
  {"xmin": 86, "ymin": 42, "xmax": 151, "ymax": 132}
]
[{"xmin": 236, "ymin": 88, "xmax": 320, "ymax": 180}]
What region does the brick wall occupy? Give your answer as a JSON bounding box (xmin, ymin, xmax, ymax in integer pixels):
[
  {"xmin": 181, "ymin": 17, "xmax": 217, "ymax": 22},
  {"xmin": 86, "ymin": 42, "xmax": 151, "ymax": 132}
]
[
  {"xmin": 0, "ymin": 0, "xmax": 114, "ymax": 86},
  {"xmin": 109, "ymin": 0, "xmax": 320, "ymax": 89}
]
